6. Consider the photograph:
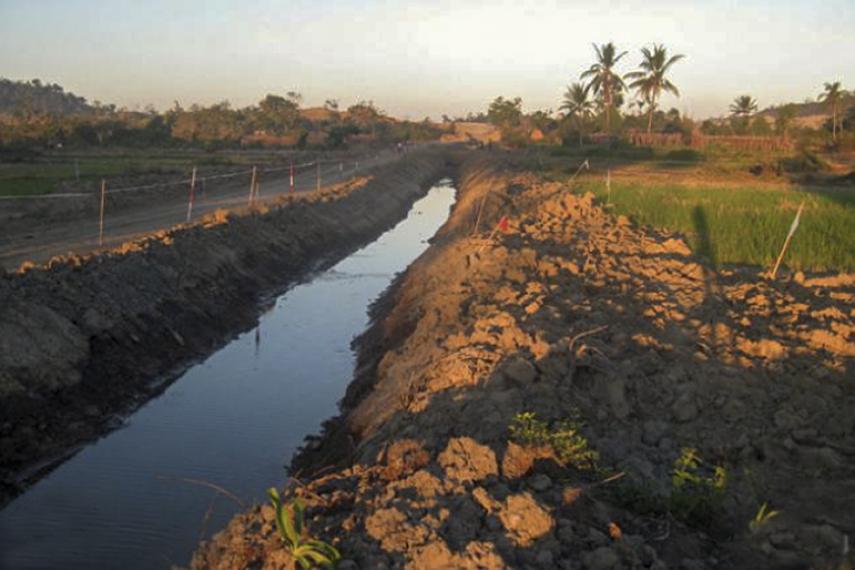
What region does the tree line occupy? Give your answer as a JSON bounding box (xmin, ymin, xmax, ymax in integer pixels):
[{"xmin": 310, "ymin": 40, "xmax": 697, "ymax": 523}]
[
  {"xmin": 0, "ymin": 81, "xmax": 442, "ymax": 151},
  {"xmin": 484, "ymin": 43, "xmax": 852, "ymax": 148}
]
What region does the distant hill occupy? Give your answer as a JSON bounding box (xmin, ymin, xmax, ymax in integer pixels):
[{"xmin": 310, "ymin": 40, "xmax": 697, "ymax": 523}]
[
  {"xmin": 759, "ymin": 92, "xmax": 854, "ymax": 120},
  {"xmin": 0, "ymin": 78, "xmax": 92, "ymax": 116}
]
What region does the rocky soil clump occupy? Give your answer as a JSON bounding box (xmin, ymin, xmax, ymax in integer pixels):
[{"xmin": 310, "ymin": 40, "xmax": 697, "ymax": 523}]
[{"xmin": 195, "ymin": 157, "xmax": 854, "ymax": 569}]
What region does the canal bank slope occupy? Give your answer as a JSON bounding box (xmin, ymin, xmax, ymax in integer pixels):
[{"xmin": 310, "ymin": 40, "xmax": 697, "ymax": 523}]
[
  {"xmin": 195, "ymin": 155, "xmax": 854, "ymax": 569},
  {"xmin": 0, "ymin": 147, "xmax": 456, "ymax": 506}
]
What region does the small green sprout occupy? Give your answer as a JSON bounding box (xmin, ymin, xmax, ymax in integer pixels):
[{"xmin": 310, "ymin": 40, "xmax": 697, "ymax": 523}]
[
  {"xmin": 749, "ymin": 502, "xmax": 781, "ymax": 533},
  {"xmin": 267, "ymin": 487, "xmax": 341, "ymax": 569},
  {"xmin": 509, "ymin": 412, "xmax": 599, "ymax": 470}
]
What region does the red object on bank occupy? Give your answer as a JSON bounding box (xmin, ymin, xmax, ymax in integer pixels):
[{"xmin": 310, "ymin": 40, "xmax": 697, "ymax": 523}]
[{"xmin": 498, "ymin": 216, "xmax": 509, "ymax": 232}]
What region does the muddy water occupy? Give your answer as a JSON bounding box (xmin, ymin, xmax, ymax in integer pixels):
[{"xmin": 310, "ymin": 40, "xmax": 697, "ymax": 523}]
[{"xmin": 0, "ymin": 180, "xmax": 456, "ymax": 569}]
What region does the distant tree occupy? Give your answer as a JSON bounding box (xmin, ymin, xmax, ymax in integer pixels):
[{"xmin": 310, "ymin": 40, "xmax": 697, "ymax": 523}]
[
  {"xmin": 347, "ymin": 100, "xmax": 382, "ymax": 125},
  {"xmin": 819, "ymin": 81, "xmax": 845, "ymax": 141},
  {"xmin": 486, "ymin": 96, "xmax": 523, "ymax": 128},
  {"xmin": 843, "ymin": 106, "xmax": 855, "ymax": 132},
  {"xmin": 559, "ymin": 83, "xmax": 594, "ymax": 145},
  {"xmin": 729, "ymin": 95, "xmax": 758, "ymax": 135},
  {"xmin": 775, "ymin": 104, "xmax": 797, "ymax": 138},
  {"xmin": 751, "ymin": 115, "xmax": 772, "ymax": 136},
  {"xmin": 286, "ymin": 91, "xmax": 303, "ymax": 106},
  {"xmin": 730, "ymin": 95, "xmax": 758, "ymax": 117},
  {"xmin": 580, "ymin": 42, "xmax": 628, "ymax": 133},
  {"xmin": 257, "ymin": 94, "xmax": 300, "ymax": 134},
  {"xmin": 625, "ymin": 44, "xmax": 684, "ymax": 133},
  {"xmin": 323, "ymin": 98, "xmax": 339, "ymax": 111},
  {"xmin": 347, "ymin": 100, "xmax": 384, "ymax": 137},
  {"xmin": 529, "ymin": 109, "xmax": 554, "ymax": 131}
]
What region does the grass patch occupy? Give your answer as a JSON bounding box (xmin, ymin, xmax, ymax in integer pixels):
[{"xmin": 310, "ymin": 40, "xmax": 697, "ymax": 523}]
[
  {"xmin": 0, "ymin": 150, "xmax": 282, "ymax": 196},
  {"xmin": 572, "ymin": 177, "xmax": 855, "ymax": 272}
]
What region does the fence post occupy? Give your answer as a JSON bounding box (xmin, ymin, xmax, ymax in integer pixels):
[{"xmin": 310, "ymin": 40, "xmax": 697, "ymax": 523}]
[
  {"xmin": 186, "ymin": 166, "xmax": 197, "ymax": 222},
  {"xmin": 99, "ymin": 179, "xmax": 106, "ymax": 246},
  {"xmin": 248, "ymin": 166, "xmax": 257, "ymax": 206},
  {"xmin": 290, "ymin": 160, "xmax": 295, "ymax": 193},
  {"xmin": 316, "ymin": 161, "xmax": 321, "ymax": 192}
]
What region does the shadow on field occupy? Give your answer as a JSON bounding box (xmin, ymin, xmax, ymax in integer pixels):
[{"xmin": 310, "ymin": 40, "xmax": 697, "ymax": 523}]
[{"xmin": 691, "ymin": 206, "xmax": 717, "ymax": 268}]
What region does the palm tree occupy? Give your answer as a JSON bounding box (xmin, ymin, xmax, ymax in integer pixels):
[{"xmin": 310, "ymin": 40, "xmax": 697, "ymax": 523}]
[
  {"xmin": 729, "ymin": 95, "xmax": 758, "ymax": 134},
  {"xmin": 580, "ymin": 42, "xmax": 628, "ymax": 134},
  {"xmin": 625, "ymin": 44, "xmax": 685, "ymax": 133},
  {"xmin": 730, "ymin": 95, "xmax": 758, "ymax": 117},
  {"xmin": 819, "ymin": 81, "xmax": 845, "ymax": 141},
  {"xmin": 560, "ymin": 83, "xmax": 594, "ymax": 145}
]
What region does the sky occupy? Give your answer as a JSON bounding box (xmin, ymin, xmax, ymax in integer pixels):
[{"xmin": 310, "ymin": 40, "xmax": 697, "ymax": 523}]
[{"xmin": 1, "ymin": 0, "xmax": 852, "ymax": 120}]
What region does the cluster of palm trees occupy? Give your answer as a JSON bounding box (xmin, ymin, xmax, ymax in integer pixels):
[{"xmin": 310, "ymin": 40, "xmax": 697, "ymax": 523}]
[
  {"xmin": 562, "ymin": 43, "xmax": 848, "ymax": 144},
  {"xmin": 561, "ymin": 42, "xmax": 684, "ymax": 141},
  {"xmin": 729, "ymin": 81, "xmax": 847, "ymax": 141}
]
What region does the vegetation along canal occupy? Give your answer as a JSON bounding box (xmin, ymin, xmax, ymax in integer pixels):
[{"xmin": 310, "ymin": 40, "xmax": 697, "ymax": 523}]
[{"xmin": 0, "ymin": 179, "xmax": 457, "ymax": 569}]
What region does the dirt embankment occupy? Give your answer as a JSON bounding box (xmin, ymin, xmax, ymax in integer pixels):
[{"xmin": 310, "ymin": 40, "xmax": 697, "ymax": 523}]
[
  {"xmin": 0, "ymin": 148, "xmax": 456, "ymax": 507},
  {"xmin": 195, "ymin": 155, "xmax": 854, "ymax": 569}
]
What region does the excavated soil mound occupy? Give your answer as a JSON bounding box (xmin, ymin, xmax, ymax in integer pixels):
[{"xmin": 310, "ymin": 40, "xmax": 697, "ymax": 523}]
[{"xmin": 194, "ymin": 155, "xmax": 851, "ymax": 568}]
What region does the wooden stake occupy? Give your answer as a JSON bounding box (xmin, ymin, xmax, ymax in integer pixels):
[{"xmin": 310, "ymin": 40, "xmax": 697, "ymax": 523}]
[
  {"xmin": 770, "ymin": 201, "xmax": 805, "ymax": 280},
  {"xmin": 248, "ymin": 166, "xmax": 257, "ymax": 206},
  {"xmin": 316, "ymin": 161, "xmax": 321, "ymax": 192},
  {"xmin": 472, "ymin": 192, "xmax": 489, "ymax": 236},
  {"xmin": 186, "ymin": 166, "xmax": 197, "ymax": 222},
  {"xmin": 98, "ymin": 179, "xmax": 106, "ymax": 246}
]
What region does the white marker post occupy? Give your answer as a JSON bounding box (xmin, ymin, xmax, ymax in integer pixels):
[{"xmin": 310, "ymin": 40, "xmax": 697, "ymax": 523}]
[
  {"xmin": 770, "ymin": 201, "xmax": 805, "ymax": 280},
  {"xmin": 289, "ymin": 160, "xmax": 295, "ymax": 193},
  {"xmin": 248, "ymin": 166, "xmax": 257, "ymax": 206},
  {"xmin": 606, "ymin": 168, "xmax": 611, "ymax": 206},
  {"xmin": 186, "ymin": 166, "xmax": 197, "ymax": 222},
  {"xmin": 98, "ymin": 179, "xmax": 106, "ymax": 246}
]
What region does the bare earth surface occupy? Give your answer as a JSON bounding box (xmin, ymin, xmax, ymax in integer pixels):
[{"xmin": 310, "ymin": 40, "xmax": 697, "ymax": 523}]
[{"xmin": 195, "ymin": 156, "xmax": 854, "ymax": 569}]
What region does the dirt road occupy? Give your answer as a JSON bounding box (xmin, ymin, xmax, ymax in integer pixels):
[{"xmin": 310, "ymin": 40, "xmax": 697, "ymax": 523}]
[{"xmin": 0, "ymin": 149, "xmax": 402, "ymax": 271}]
